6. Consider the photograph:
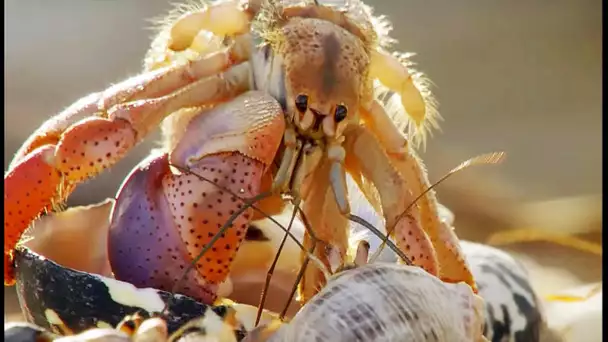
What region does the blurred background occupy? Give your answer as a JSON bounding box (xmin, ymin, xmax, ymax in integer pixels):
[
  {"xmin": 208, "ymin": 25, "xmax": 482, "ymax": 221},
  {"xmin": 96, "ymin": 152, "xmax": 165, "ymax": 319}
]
[{"xmin": 4, "ymin": 0, "xmax": 602, "ymax": 323}]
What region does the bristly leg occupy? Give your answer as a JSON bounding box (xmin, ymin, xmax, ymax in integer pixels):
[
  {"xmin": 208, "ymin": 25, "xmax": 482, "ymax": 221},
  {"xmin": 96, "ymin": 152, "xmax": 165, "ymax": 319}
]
[
  {"xmin": 297, "ymin": 156, "xmax": 351, "ymax": 304},
  {"xmin": 280, "ymin": 206, "xmax": 321, "ymax": 319},
  {"xmin": 370, "ymin": 49, "xmax": 440, "ymax": 149},
  {"xmin": 372, "ymin": 151, "xmax": 507, "ymax": 291},
  {"xmin": 356, "ymin": 90, "xmax": 505, "ymax": 291},
  {"xmin": 4, "ymin": 40, "xmax": 252, "ymax": 285},
  {"xmin": 165, "ymin": 0, "xmax": 255, "ymax": 53},
  {"xmin": 343, "ymin": 126, "xmax": 440, "ymax": 276}
]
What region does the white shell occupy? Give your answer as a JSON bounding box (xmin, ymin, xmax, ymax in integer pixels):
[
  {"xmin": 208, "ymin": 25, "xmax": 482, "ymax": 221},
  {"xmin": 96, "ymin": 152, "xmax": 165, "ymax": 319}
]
[{"xmin": 268, "ymin": 263, "xmax": 486, "ymax": 342}]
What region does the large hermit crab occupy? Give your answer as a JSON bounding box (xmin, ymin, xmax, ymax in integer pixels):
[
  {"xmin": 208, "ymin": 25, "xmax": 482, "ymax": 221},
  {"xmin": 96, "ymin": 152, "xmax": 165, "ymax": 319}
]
[{"xmin": 5, "ymin": 0, "xmax": 476, "ymax": 306}]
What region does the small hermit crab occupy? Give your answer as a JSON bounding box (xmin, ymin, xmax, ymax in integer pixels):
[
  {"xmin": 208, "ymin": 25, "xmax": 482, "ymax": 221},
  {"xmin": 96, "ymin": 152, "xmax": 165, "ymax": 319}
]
[{"xmin": 5, "ymin": 0, "xmax": 475, "ymax": 306}]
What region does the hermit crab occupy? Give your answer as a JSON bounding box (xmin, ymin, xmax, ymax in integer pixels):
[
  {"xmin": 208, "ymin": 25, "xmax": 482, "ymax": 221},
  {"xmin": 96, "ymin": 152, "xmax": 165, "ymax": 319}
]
[
  {"xmin": 5, "ymin": 0, "xmax": 481, "ymax": 306},
  {"xmin": 12, "ymin": 196, "xmax": 542, "ymax": 341}
]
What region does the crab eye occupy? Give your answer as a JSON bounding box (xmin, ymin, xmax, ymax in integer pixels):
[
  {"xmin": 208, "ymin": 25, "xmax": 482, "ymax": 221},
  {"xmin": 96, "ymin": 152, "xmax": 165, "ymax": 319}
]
[
  {"xmin": 334, "ymin": 104, "xmax": 348, "ymax": 122},
  {"xmin": 295, "ymin": 94, "xmax": 308, "ymax": 112}
]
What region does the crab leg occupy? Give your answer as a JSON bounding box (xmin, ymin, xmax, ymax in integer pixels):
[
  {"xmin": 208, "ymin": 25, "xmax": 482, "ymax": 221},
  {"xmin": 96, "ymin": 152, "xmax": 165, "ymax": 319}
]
[
  {"xmin": 297, "ymin": 149, "xmax": 350, "ymax": 303},
  {"xmin": 108, "ymin": 91, "xmax": 285, "ymax": 303},
  {"xmin": 270, "ymin": 126, "xmax": 300, "ymax": 192},
  {"xmin": 4, "ymin": 47, "xmax": 251, "ymax": 285},
  {"xmin": 369, "ymin": 49, "xmax": 439, "ymax": 147},
  {"xmin": 169, "ymin": 0, "xmax": 257, "ymax": 52},
  {"xmin": 370, "ymin": 50, "xmax": 426, "ymax": 125},
  {"xmin": 342, "ymin": 126, "xmax": 440, "ymax": 277},
  {"xmin": 101, "ymin": 34, "xmax": 252, "ymax": 110},
  {"xmin": 359, "ymin": 101, "xmax": 477, "ymax": 291}
]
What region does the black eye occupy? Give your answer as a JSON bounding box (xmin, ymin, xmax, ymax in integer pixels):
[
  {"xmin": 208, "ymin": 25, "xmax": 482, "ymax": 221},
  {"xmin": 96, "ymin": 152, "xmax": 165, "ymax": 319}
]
[
  {"xmin": 334, "ymin": 104, "xmax": 348, "ymax": 122},
  {"xmin": 295, "ymin": 94, "xmax": 308, "ymax": 112}
]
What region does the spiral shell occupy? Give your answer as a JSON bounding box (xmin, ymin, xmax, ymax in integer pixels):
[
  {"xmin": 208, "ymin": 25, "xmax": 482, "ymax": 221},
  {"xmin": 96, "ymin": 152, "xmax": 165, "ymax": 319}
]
[{"xmin": 267, "ymin": 263, "xmax": 487, "ymax": 342}]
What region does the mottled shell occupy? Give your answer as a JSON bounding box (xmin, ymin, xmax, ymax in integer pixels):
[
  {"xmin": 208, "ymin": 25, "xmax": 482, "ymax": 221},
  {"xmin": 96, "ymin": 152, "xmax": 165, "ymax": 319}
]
[
  {"xmin": 268, "ymin": 263, "xmax": 486, "ymax": 342},
  {"xmin": 461, "ymin": 241, "xmax": 545, "ymax": 342},
  {"xmin": 12, "ymin": 246, "xmax": 278, "ymax": 338}
]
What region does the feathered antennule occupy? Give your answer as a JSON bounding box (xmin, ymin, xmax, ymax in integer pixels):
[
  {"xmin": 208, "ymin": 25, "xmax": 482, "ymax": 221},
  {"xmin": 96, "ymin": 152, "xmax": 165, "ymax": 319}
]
[{"xmin": 251, "ymin": 0, "xmax": 289, "ymax": 50}]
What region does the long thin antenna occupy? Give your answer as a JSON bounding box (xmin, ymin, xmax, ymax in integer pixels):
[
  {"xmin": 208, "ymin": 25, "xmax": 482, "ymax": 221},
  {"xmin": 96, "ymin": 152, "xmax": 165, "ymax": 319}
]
[
  {"xmin": 279, "ymin": 207, "xmax": 318, "ymax": 319},
  {"xmin": 255, "ymin": 197, "xmax": 301, "ymax": 326},
  {"xmin": 347, "ymin": 214, "xmax": 411, "ymax": 265}
]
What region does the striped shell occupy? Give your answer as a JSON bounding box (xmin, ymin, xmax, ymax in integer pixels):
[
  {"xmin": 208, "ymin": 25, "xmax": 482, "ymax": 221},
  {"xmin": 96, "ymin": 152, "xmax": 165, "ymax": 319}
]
[{"xmin": 267, "ymin": 263, "xmax": 487, "ymax": 342}]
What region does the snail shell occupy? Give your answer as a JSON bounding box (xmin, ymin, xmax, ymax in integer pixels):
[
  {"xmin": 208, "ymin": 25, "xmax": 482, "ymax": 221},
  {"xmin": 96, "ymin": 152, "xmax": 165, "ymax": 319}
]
[
  {"xmin": 267, "ymin": 263, "xmax": 487, "ymax": 342},
  {"xmin": 460, "ymin": 241, "xmax": 544, "ymax": 342}
]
